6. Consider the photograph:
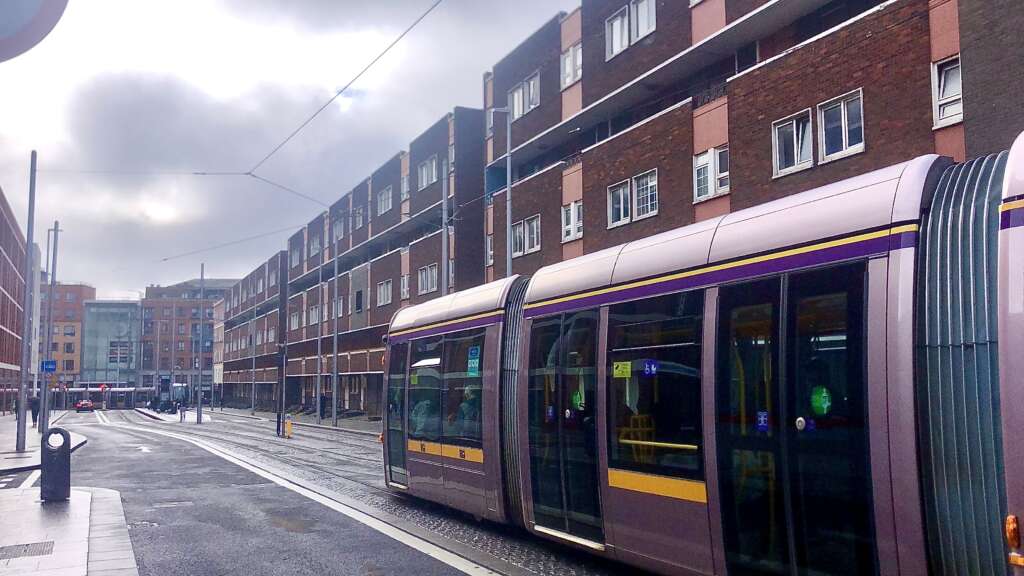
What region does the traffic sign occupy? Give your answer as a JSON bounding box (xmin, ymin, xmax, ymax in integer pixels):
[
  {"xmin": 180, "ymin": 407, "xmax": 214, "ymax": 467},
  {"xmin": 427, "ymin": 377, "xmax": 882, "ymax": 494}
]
[
  {"xmin": 41, "ymin": 360, "xmax": 56, "ymax": 373},
  {"xmin": 0, "ymin": 1, "xmax": 69, "ymax": 63}
]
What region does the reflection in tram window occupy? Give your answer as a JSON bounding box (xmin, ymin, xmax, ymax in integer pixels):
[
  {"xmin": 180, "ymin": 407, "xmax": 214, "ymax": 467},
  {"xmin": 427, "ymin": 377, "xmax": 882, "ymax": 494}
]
[
  {"xmin": 442, "ymin": 329, "xmax": 485, "ymax": 447},
  {"xmin": 607, "ymin": 290, "xmax": 704, "ymax": 480},
  {"xmin": 386, "ymin": 342, "xmax": 409, "ymax": 483},
  {"xmin": 408, "ymin": 336, "xmax": 442, "ymax": 442}
]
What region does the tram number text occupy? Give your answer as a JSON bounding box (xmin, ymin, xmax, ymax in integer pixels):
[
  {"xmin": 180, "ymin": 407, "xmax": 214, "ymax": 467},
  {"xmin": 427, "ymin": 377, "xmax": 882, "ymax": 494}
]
[{"xmin": 459, "ymin": 449, "xmax": 466, "ymax": 459}]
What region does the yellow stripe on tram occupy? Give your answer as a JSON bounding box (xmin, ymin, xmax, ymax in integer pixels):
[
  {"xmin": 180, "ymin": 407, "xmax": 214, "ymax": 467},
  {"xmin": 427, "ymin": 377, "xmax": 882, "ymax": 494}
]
[
  {"xmin": 607, "ymin": 468, "xmax": 707, "ymax": 504},
  {"xmin": 526, "ymin": 225, "xmax": 915, "ymax": 311},
  {"xmin": 406, "ymin": 439, "xmax": 484, "ymax": 463},
  {"xmin": 1001, "ymin": 199, "xmax": 1024, "ymax": 212}
]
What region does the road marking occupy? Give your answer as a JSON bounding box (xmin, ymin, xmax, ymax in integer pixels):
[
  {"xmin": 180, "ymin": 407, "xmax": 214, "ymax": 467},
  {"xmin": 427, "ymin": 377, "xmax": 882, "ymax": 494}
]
[
  {"xmin": 19, "ymin": 470, "xmax": 39, "ymax": 489},
  {"xmin": 111, "ymin": 424, "xmax": 499, "ymax": 576},
  {"xmin": 134, "ymin": 445, "xmax": 151, "ymax": 453}
]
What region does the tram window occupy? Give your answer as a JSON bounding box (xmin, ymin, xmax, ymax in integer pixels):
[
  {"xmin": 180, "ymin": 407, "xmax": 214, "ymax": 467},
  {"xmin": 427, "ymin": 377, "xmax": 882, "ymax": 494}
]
[
  {"xmin": 408, "ymin": 336, "xmax": 442, "ymax": 442},
  {"xmin": 442, "ymin": 329, "xmax": 485, "ymax": 447},
  {"xmin": 387, "ymin": 342, "xmax": 409, "ymax": 433},
  {"xmin": 607, "ymin": 290, "xmax": 704, "ymax": 480}
]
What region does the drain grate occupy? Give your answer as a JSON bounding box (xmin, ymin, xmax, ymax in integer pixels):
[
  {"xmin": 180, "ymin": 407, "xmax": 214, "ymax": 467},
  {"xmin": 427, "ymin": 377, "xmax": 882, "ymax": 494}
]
[{"xmin": 0, "ymin": 541, "xmax": 54, "ymax": 560}]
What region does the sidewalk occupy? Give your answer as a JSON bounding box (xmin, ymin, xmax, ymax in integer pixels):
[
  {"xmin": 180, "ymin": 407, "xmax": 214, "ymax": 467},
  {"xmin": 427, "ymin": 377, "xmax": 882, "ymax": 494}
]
[
  {"xmin": 0, "ymin": 413, "xmax": 88, "ymax": 474},
  {"xmin": 217, "ymin": 407, "xmax": 383, "ymax": 436},
  {"xmin": 0, "ymin": 486, "xmax": 139, "ymax": 575}
]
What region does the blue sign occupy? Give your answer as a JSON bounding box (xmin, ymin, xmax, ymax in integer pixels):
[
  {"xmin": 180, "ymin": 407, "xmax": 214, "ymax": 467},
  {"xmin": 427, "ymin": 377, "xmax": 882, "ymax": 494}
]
[
  {"xmin": 468, "ymin": 346, "xmax": 480, "ymax": 359},
  {"xmin": 756, "ymin": 410, "xmax": 770, "ymax": 433},
  {"xmin": 643, "ymin": 359, "xmax": 659, "ymax": 376},
  {"xmin": 41, "ymin": 360, "xmax": 56, "ymax": 373}
]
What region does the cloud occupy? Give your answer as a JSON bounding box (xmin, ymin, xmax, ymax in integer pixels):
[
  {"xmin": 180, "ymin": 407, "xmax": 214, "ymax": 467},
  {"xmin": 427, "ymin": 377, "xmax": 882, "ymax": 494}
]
[{"xmin": 0, "ymin": 0, "xmax": 579, "ymax": 298}]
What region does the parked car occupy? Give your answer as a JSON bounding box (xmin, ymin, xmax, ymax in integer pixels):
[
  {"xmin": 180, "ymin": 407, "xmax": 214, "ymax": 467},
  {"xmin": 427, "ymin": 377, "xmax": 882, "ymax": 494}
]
[
  {"xmin": 156, "ymin": 400, "xmax": 176, "ymax": 414},
  {"xmin": 74, "ymin": 399, "xmax": 94, "ymax": 412}
]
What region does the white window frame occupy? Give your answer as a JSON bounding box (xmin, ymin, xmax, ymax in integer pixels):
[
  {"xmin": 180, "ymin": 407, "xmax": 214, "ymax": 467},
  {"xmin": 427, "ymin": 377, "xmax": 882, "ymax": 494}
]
[
  {"xmin": 309, "ymin": 235, "xmax": 321, "ymax": 257},
  {"xmin": 607, "ymin": 180, "xmax": 632, "ymax": 228},
  {"xmin": 632, "ymin": 169, "xmax": 659, "ymax": 220},
  {"xmin": 524, "ymin": 215, "xmax": 541, "ymax": 254},
  {"xmin": 561, "ymin": 201, "xmax": 583, "ymax": 242},
  {"xmin": 417, "ymin": 156, "xmax": 438, "ymax": 190},
  {"xmin": 511, "ymin": 73, "xmax": 540, "ymax": 121},
  {"xmin": 485, "ymin": 234, "xmax": 494, "ymax": 265},
  {"xmin": 605, "ymin": 6, "xmax": 629, "ymax": 61},
  {"xmin": 448, "ymin": 259, "xmax": 455, "ymax": 289},
  {"xmin": 400, "ymin": 274, "xmax": 410, "ymax": 300},
  {"xmin": 561, "ymin": 43, "xmax": 583, "ymax": 90},
  {"xmin": 257, "ymin": 278, "xmax": 264, "ymax": 293},
  {"xmin": 448, "ymin": 143, "xmax": 455, "ymax": 172},
  {"xmin": 309, "ymin": 305, "xmax": 319, "ymax": 325},
  {"xmin": 630, "ymin": 0, "xmax": 656, "ymax": 43},
  {"xmin": 694, "ymin": 146, "xmax": 730, "ymax": 203},
  {"xmin": 289, "ymin": 312, "xmax": 300, "ymax": 331},
  {"xmin": 772, "ymin": 109, "xmax": 814, "ymax": 178},
  {"xmin": 509, "ymin": 83, "xmax": 525, "ymax": 121},
  {"xmin": 289, "ymin": 246, "xmax": 302, "ymax": 267},
  {"xmin": 376, "ymin": 279, "xmax": 393, "ymax": 307},
  {"xmin": 376, "ymin": 186, "xmax": 393, "ymax": 216},
  {"xmin": 932, "ymin": 55, "xmax": 963, "ymax": 128},
  {"xmin": 332, "ymin": 218, "xmax": 344, "ymax": 241},
  {"xmin": 511, "ymin": 221, "xmax": 526, "ymax": 257},
  {"xmin": 816, "ymin": 88, "xmax": 865, "ymax": 164},
  {"xmin": 400, "ymin": 174, "xmax": 410, "ymax": 201},
  {"xmin": 354, "ymin": 206, "xmax": 364, "ymax": 229},
  {"xmin": 269, "ymin": 273, "xmax": 277, "ymax": 288},
  {"xmin": 417, "ymin": 264, "xmax": 438, "ymax": 295}
]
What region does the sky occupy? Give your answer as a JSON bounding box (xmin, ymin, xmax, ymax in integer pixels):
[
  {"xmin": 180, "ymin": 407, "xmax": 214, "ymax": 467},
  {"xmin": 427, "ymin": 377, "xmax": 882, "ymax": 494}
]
[{"xmin": 0, "ymin": 0, "xmax": 578, "ymax": 299}]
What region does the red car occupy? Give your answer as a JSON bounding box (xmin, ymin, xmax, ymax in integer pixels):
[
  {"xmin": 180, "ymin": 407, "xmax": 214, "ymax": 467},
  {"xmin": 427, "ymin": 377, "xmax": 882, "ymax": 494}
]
[{"xmin": 74, "ymin": 399, "xmax": 94, "ymax": 412}]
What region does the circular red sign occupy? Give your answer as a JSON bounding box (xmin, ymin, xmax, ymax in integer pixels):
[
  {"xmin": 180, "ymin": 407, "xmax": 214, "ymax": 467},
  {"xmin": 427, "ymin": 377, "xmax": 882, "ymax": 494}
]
[{"xmin": 0, "ymin": 0, "xmax": 68, "ymax": 64}]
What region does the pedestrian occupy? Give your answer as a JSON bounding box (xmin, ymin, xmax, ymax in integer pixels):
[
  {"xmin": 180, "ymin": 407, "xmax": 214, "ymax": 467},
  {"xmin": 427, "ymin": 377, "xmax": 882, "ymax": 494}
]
[
  {"xmin": 178, "ymin": 400, "xmax": 186, "ymax": 423},
  {"xmin": 29, "ymin": 395, "xmax": 39, "ymax": 428}
]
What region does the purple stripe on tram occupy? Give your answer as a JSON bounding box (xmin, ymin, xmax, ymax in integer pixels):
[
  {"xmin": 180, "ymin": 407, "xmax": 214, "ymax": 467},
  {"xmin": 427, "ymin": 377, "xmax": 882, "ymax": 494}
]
[
  {"xmin": 525, "ymin": 233, "xmax": 892, "ymax": 318},
  {"xmin": 388, "ymin": 312, "xmax": 504, "ymax": 343},
  {"xmin": 889, "ymin": 230, "xmax": 919, "ymax": 250},
  {"xmin": 1002, "ymin": 206, "xmax": 1024, "ymax": 230}
]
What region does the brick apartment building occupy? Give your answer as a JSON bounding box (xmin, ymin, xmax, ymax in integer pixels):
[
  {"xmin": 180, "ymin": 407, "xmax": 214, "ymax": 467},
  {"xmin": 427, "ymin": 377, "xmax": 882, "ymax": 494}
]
[
  {"xmin": 0, "ymin": 185, "xmax": 26, "ymax": 411},
  {"xmin": 37, "ymin": 274, "xmax": 95, "ymax": 388},
  {"xmin": 140, "ymin": 278, "xmax": 234, "ymax": 403},
  {"xmin": 213, "ymin": 0, "xmax": 1022, "ymax": 419},
  {"xmin": 480, "ymin": 0, "xmax": 1024, "ymax": 280}
]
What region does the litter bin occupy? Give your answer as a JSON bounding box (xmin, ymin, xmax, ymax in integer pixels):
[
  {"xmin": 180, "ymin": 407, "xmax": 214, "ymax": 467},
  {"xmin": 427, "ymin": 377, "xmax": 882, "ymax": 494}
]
[{"xmin": 41, "ymin": 427, "xmax": 71, "ymax": 502}]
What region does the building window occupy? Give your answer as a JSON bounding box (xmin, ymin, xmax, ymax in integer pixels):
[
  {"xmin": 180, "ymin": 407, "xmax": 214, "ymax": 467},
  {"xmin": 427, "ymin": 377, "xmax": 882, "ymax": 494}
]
[
  {"xmin": 64, "ymin": 342, "xmax": 74, "ymax": 353},
  {"xmin": 290, "ymin": 245, "xmax": 302, "ymax": 267},
  {"xmin": 485, "ymin": 234, "xmax": 494, "ymax": 266},
  {"xmin": 448, "ymin": 143, "xmax": 455, "ymax": 172},
  {"xmin": 65, "ymin": 292, "xmax": 75, "ymax": 302},
  {"xmin": 268, "ymin": 327, "xmax": 276, "ymax": 342},
  {"xmin": 355, "ymin": 290, "xmax": 364, "ymax": 313},
  {"xmin": 377, "ymin": 279, "xmax": 393, "ymax": 307},
  {"xmin": 735, "ymin": 42, "xmax": 759, "ymax": 74},
  {"xmin": 377, "ymin": 186, "xmax": 393, "ymax": 216},
  {"xmin": 817, "ymin": 89, "xmax": 864, "ymax": 162},
  {"xmin": 400, "ymin": 174, "xmax": 410, "ymax": 201},
  {"xmin": 933, "ymin": 56, "xmax": 963, "ymax": 127},
  {"xmin": 177, "ymin": 341, "xmax": 185, "ymax": 352},
  {"xmin": 510, "ymin": 73, "xmax": 540, "ymax": 121},
  {"xmin": 352, "ymin": 206, "xmax": 363, "ymax": 230},
  {"xmin": 269, "ymin": 273, "xmax": 277, "ymax": 288},
  {"xmin": 633, "ymin": 169, "xmax": 659, "ymax": 219},
  {"xmin": 309, "ymin": 235, "xmax": 321, "ymax": 257},
  {"xmin": 606, "ymin": 7, "xmax": 629, "ymax": 60},
  {"xmin": 630, "ymin": 0, "xmax": 656, "ymax": 43},
  {"xmin": 561, "ymin": 201, "xmax": 583, "ymax": 242},
  {"xmin": 773, "ymin": 110, "xmax": 813, "ymax": 176},
  {"xmin": 561, "ymin": 43, "xmax": 583, "ymax": 89},
  {"xmin": 608, "ymin": 180, "xmax": 631, "ymax": 227},
  {"xmin": 333, "ymin": 218, "xmax": 344, "ymax": 241},
  {"xmin": 511, "ymin": 221, "xmax": 525, "ymax": 256},
  {"xmin": 694, "ymin": 146, "xmax": 730, "ymax": 202},
  {"xmin": 418, "ymin": 264, "xmax": 438, "ymax": 295},
  {"xmin": 63, "ymin": 359, "xmax": 74, "ymax": 371},
  {"xmin": 289, "ymin": 312, "xmax": 300, "ymax": 330},
  {"xmin": 256, "ymin": 331, "xmax": 264, "ymax": 345},
  {"xmin": 63, "ymin": 325, "xmax": 75, "ymax": 336},
  {"xmin": 418, "ymin": 156, "xmax": 438, "ymax": 190},
  {"xmin": 257, "ymin": 278, "xmax": 264, "ymax": 293},
  {"xmin": 401, "ymin": 274, "xmax": 410, "ymax": 300}
]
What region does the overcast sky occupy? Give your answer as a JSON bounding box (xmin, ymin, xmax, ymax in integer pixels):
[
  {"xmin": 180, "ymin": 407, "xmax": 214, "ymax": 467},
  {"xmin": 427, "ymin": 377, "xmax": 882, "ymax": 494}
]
[{"xmin": 0, "ymin": 0, "xmax": 577, "ymax": 299}]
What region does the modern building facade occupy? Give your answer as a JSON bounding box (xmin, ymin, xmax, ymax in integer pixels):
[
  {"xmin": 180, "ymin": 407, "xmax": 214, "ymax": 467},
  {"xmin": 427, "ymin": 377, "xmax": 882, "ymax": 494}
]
[
  {"xmin": 80, "ymin": 300, "xmax": 141, "ymax": 389},
  {"xmin": 479, "ymin": 0, "xmax": 1024, "ymax": 281},
  {"xmin": 140, "ymin": 278, "xmax": 234, "ymax": 403},
  {"xmin": 212, "ymin": 298, "xmax": 224, "ymax": 404},
  {"xmin": 0, "ymin": 185, "xmax": 26, "ymax": 412},
  {"xmin": 37, "ymin": 275, "xmax": 96, "ymax": 388}
]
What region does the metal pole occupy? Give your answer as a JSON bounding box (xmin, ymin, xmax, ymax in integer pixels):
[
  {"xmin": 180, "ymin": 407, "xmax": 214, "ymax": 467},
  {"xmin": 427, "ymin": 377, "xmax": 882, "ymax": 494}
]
[
  {"xmin": 39, "ymin": 228, "xmax": 50, "ymax": 399},
  {"xmin": 316, "ymin": 244, "xmax": 323, "ymax": 425},
  {"xmin": 332, "ymin": 225, "xmax": 339, "ymax": 428},
  {"xmin": 136, "ymin": 292, "xmax": 144, "ymax": 406},
  {"xmin": 505, "ymin": 111, "xmax": 512, "ymax": 278},
  {"xmin": 441, "ymin": 159, "xmax": 449, "ymax": 297},
  {"xmin": 40, "ymin": 222, "xmax": 58, "ymax": 435},
  {"xmin": 250, "ymin": 296, "xmax": 256, "ymax": 415},
  {"xmin": 155, "ymin": 319, "xmax": 161, "ymax": 405},
  {"xmin": 170, "ymin": 303, "xmax": 176, "ymax": 403},
  {"xmin": 16, "ymin": 151, "xmax": 37, "ymax": 452},
  {"xmin": 278, "ymin": 343, "xmax": 286, "ymax": 436},
  {"xmin": 197, "ymin": 264, "xmax": 204, "ymax": 424}
]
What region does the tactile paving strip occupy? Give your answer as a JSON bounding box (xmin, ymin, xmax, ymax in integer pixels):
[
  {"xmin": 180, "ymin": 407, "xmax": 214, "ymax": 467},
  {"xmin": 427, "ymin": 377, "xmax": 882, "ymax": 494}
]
[{"xmin": 0, "ymin": 540, "xmax": 54, "ymax": 560}]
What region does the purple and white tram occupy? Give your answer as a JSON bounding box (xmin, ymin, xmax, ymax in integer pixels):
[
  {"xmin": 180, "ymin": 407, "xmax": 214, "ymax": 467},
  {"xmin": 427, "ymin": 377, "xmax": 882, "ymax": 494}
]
[{"xmin": 382, "ymin": 132, "xmax": 1024, "ymax": 576}]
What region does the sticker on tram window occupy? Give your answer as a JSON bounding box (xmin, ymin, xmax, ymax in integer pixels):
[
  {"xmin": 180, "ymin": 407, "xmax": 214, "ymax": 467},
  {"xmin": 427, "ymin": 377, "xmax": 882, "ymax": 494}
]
[
  {"xmin": 467, "ymin": 346, "xmax": 481, "ymax": 377},
  {"xmin": 643, "ymin": 359, "xmax": 659, "ymax": 376},
  {"xmin": 613, "ymin": 361, "xmax": 632, "ymax": 379},
  {"xmin": 811, "ymin": 386, "xmax": 832, "ymax": 416},
  {"xmin": 756, "ymin": 410, "xmax": 769, "ymax": 432},
  {"xmin": 410, "ymin": 373, "xmax": 418, "ymax": 386}
]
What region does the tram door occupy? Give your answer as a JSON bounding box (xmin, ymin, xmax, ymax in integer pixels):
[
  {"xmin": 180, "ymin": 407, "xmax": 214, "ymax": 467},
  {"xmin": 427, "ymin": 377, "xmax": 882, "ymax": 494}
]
[
  {"xmin": 527, "ymin": 310, "xmax": 604, "ymax": 543},
  {"xmin": 717, "ymin": 264, "xmax": 875, "ymax": 576},
  {"xmin": 386, "ymin": 342, "xmax": 409, "ymax": 486}
]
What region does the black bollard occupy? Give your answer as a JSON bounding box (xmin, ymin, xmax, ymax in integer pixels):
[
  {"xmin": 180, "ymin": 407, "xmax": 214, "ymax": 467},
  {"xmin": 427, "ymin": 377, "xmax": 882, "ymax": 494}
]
[{"xmin": 40, "ymin": 427, "xmax": 71, "ymax": 501}]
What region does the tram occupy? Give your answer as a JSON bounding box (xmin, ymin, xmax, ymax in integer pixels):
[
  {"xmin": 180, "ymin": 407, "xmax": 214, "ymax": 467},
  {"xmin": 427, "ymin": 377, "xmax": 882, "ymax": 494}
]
[{"xmin": 381, "ymin": 132, "xmax": 1024, "ymax": 576}]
